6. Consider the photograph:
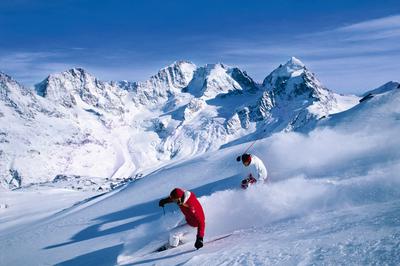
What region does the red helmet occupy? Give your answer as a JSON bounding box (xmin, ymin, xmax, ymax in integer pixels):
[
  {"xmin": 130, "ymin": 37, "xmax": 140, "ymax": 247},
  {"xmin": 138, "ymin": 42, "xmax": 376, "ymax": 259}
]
[{"xmin": 170, "ymin": 188, "xmax": 184, "ymax": 200}]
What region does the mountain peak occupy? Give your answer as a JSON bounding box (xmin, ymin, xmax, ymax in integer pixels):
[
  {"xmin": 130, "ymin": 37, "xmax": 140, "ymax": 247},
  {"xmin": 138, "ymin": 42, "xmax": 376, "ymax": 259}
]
[
  {"xmin": 170, "ymin": 60, "xmax": 195, "ymax": 67},
  {"xmin": 42, "ymin": 68, "xmax": 94, "ymax": 83},
  {"xmin": 35, "ymin": 67, "xmax": 96, "ymax": 97},
  {"xmin": 130, "ymin": 61, "xmax": 197, "ymax": 105},
  {"xmin": 0, "ymin": 71, "xmax": 27, "ymax": 93},
  {"xmin": 286, "ymin": 56, "xmax": 305, "ymax": 68},
  {"xmin": 272, "ymin": 57, "xmax": 307, "ymax": 79},
  {"xmin": 0, "ymin": 71, "xmax": 13, "ymax": 82},
  {"xmin": 64, "ymin": 67, "xmax": 92, "ymax": 78},
  {"xmin": 262, "ymin": 56, "xmax": 334, "ymax": 110},
  {"xmin": 204, "ymin": 63, "xmax": 228, "ymax": 70},
  {"xmin": 262, "ymin": 57, "xmax": 308, "ymax": 88},
  {"xmin": 153, "ymin": 60, "xmax": 196, "ymax": 79},
  {"xmin": 34, "ymin": 67, "xmax": 128, "ymax": 110},
  {"xmin": 160, "ymin": 61, "xmax": 196, "ymax": 75},
  {"xmin": 69, "ymin": 67, "xmax": 86, "ymax": 73}
]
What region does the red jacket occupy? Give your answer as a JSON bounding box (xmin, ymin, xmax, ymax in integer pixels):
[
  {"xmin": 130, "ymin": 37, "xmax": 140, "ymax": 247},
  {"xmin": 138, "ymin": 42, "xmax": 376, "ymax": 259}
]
[
  {"xmin": 179, "ymin": 191, "xmax": 205, "ymax": 238},
  {"xmin": 163, "ymin": 189, "xmax": 206, "ymax": 237}
]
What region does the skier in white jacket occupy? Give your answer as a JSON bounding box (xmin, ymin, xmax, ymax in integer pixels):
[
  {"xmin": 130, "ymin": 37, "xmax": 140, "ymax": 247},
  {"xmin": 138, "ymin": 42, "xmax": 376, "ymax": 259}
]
[{"xmin": 237, "ymin": 153, "xmax": 268, "ymax": 189}]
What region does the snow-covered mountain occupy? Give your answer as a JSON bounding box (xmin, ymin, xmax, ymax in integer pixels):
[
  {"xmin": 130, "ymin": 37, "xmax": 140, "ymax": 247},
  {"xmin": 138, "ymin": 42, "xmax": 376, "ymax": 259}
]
[
  {"xmin": 0, "ymin": 80, "xmax": 399, "ymax": 265},
  {"xmin": 124, "ymin": 61, "xmax": 196, "ymax": 105},
  {"xmin": 150, "ymin": 62, "xmax": 262, "ymax": 157},
  {"xmin": 0, "ymin": 71, "xmax": 124, "ymax": 190},
  {"xmin": 320, "ymin": 80, "xmax": 400, "ymax": 129},
  {"xmin": 360, "ymin": 81, "xmax": 400, "ymax": 99},
  {"xmin": 0, "ymin": 57, "xmax": 367, "ymax": 190},
  {"xmin": 35, "ymin": 68, "xmax": 129, "ymax": 116},
  {"xmin": 259, "ymin": 57, "xmax": 359, "ymax": 132}
]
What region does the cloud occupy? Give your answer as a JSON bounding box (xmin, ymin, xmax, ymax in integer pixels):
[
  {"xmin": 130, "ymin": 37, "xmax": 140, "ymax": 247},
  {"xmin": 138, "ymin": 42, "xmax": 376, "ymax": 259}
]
[
  {"xmin": 2, "ymin": 14, "xmax": 399, "ymax": 93},
  {"xmin": 0, "ymin": 51, "xmax": 72, "ymax": 86},
  {"xmin": 0, "ymin": 49, "xmax": 168, "ymax": 87},
  {"xmin": 307, "ymin": 14, "xmax": 400, "ymax": 44},
  {"xmin": 220, "ymin": 14, "xmax": 400, "ymax": 57},
  {"xmin": 214, "ymin": 14, "xmax": 400, "ymax": 93},
  {"xmin": 338, "ymin": 14, "xmax": 400, "ymax": 36}
]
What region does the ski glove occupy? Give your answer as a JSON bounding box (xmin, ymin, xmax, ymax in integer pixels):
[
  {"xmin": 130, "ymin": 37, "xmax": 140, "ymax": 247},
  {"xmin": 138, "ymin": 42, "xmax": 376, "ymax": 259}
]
[
  {"xmin": 159, "ymin": 198, "xmax": 169, "ymax": 207},
  {"xmin": 241, "ymin": 176, "xmax": 257, "ymax": 189},
  {"xmin": 195, "ymin": 236, "xmax": 203, "ymax": 249}
]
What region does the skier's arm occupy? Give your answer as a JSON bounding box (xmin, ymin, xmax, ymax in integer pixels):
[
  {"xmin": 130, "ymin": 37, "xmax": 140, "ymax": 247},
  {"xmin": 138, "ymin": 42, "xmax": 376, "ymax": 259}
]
[
  {"xmin": 158, "ymin": 196, "xmax": 173, "ymax": 207},
  {"xmin": 254, "ymin": 158, "xmax": 267, "ymax": 182},
  {"xmin": 256, "ymin": 164, "xmax": 262, "ymax": 180},
  {"xmin": 196, "ymin": 216, "xmax": 205, "ymax": 238},
  {"xmin": 192, "ymin": 202, "xmax": 205, "ymax": 238},
  {"xmin": 193, "ymin": 201, "xmax": 205, "ymax": 249}
]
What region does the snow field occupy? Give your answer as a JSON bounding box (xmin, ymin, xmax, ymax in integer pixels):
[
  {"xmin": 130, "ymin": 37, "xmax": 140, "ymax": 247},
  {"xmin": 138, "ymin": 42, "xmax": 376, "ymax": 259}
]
[
  {"xmin": 0, "ymin": 84, "xmax": 399, "ymax": 265},
  {"xmin": 0, "ymin": 188, "xmax": 98, "ymax": 235},
  {"xmin": 117, "ymin": 115, "xmax": 400, "ymax": 264}
]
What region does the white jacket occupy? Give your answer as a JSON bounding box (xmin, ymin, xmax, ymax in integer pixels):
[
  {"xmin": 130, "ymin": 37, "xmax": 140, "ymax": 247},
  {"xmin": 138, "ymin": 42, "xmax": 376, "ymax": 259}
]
[{"xmin": 246, "ymin": 154, "xmax": 268, "ymax": 182}]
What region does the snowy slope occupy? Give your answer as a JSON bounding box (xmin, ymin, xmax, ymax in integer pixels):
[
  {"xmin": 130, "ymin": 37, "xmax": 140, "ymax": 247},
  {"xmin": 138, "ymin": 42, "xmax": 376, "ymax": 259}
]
[
  {"xmin": 361, "ymin": 81, "xmax": 399, "ymax": 97},
  {"xmin": 0, "ymin": 84, "xmax": 399, "ymax": 265}
]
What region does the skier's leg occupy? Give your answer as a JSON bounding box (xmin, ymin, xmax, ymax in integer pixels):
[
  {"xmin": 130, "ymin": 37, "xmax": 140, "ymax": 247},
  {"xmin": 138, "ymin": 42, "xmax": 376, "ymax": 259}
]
[{"xmin": 169, "ymin": 223, "xmax": 193, "ymax": 247}]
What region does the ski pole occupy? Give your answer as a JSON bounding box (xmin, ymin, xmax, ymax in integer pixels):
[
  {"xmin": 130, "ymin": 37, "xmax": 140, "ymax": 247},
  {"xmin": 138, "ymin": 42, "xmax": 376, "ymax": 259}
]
[
  {"xmin": 236, "ymin": 121, "xmax": 266, "ymax": 159},
  {"xmin": 237, "ymin": 138, "xmax": 259, "ymax": 161},
  {"xmin": 243, "ymin": 138, "xmax": 258, "ymax": 154}
]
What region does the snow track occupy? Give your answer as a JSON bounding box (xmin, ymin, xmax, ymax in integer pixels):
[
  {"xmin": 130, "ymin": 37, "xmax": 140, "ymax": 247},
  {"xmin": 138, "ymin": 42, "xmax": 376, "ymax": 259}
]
[{"xmin": 109, "ymin": 130, "xmax": 136, "ymax": 181}]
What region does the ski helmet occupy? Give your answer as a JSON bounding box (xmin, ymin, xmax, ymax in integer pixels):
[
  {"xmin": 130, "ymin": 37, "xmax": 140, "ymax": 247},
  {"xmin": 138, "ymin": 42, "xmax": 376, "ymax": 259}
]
[
  {"xmin": 170, "ymin": 188, "xmax": 184, "ymax": 200},
  {"xmin": 241, "ymin": 153, "xmax": 251, "ymax": 164}
]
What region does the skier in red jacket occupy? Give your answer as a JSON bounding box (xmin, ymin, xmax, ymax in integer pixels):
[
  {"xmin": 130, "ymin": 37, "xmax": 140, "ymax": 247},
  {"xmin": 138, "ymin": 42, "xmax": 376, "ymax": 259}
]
[{"xmin": 159, "ymin": 188, "xmax": 205, "ymax": 250}]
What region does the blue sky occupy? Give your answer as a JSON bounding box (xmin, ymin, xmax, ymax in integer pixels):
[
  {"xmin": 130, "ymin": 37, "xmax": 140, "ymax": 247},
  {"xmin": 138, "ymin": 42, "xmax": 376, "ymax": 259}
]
[{"xmin": 0, "ymin": 0, "xmax": 399, "ymax": 93}]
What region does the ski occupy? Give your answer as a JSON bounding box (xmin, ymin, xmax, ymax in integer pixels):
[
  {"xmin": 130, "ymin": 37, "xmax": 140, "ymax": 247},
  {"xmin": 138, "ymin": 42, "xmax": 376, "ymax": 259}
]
[{"xmin": 154, "ymin": 233, "xmax": 232, "ymax": 253}]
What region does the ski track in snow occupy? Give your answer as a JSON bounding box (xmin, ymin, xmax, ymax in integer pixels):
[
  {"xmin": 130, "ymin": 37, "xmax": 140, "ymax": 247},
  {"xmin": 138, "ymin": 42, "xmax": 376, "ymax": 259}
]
[{"xmin": 109, "ymin": 131, "xmax": 136, "ymax": 181}]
